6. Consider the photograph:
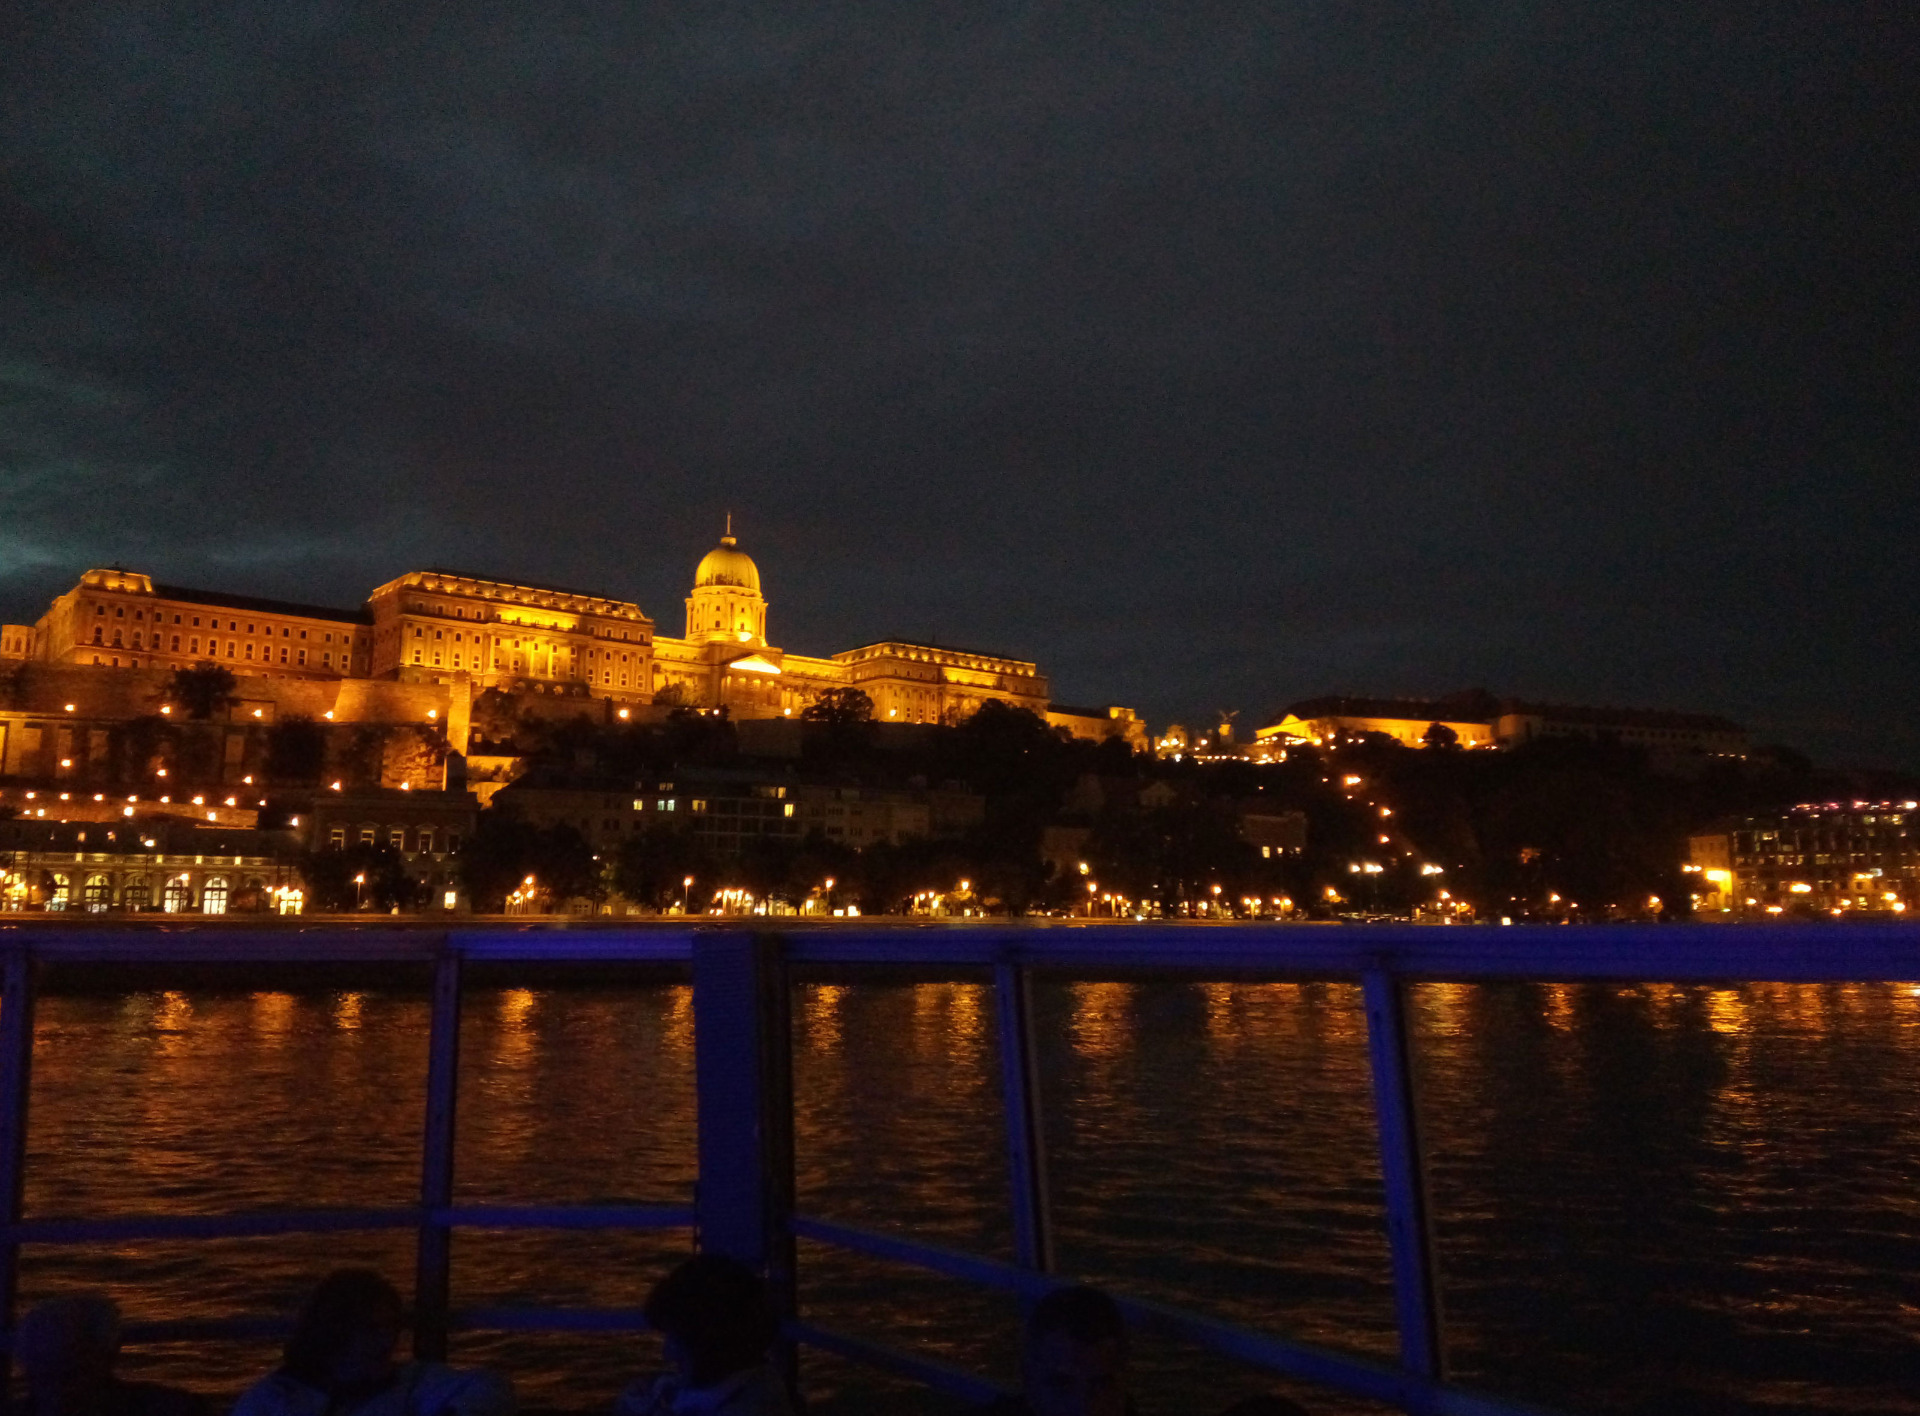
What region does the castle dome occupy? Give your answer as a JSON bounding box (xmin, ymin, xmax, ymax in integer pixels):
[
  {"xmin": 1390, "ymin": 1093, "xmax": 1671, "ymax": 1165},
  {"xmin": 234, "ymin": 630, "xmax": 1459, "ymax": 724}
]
[{"xmin": 694, "ymin": 534, "xmax": 761, "ymax": 594}]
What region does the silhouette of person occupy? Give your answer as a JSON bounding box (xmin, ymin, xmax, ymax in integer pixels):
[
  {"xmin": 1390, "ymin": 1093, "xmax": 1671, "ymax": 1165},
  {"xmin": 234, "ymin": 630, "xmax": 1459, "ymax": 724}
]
[
  {"xmin": 232, "ymin": 1270, "xmax": 513, "ymax": 1416},
  {"xmin": 8, "ymin": 1295, "xmax": 207, "ymax": 1416},
  {"xmin": 615, "ymin": 1254, "xmax": 795, "ymax": 1416},
  {"xmin": 978, "ymin": 1285, "xmax": 1133, "ymax": 1416}
]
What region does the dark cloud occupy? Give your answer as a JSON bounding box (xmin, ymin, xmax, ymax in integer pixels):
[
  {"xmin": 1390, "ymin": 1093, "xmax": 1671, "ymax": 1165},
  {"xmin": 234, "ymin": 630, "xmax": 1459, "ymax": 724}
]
[{"xmin": 3, "ymin": 1, "xmax": 1916, "ymax": 762}]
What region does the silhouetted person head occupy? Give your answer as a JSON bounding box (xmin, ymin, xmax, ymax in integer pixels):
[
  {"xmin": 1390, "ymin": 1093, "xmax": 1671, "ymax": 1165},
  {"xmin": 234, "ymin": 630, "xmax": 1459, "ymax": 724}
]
[
  {"xmin": 1021, "ymin": 1286, "xmax": 1129, "ymax": 1416},
  {"xmin": 643, "ymin": 1254, "xmax": 779, "ymax": 1390},
  {"xmin": 13, "ymin": 1296, "xmax": 122, "ymax": 1413},
  {"xmin": 280, "ymin": 1270, "xmax": 406, "ymax": 1397}
]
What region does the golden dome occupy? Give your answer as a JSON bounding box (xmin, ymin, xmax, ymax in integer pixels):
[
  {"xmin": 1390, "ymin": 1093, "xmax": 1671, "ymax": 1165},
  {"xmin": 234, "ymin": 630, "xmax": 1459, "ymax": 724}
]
[{"xmin": 694, "ymin": 534, "xmax": 761, "ymax": 594}]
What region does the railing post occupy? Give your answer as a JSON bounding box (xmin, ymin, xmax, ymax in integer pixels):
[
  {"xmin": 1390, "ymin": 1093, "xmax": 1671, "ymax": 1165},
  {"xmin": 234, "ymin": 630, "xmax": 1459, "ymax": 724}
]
[
  {"xmin": 1362, "ymin": 968, "xmax": 1443, "ymax": 1391},
  {"xmin": 414, "ymin": 943, "xmax": 461, "ymax": 1361},
  {"xmin": 0, "ymin": 947, "xmax": 35, "ymax": 1366},
  {"xmin": 994, "ymin": 960, "xmax": 1053, "ymax": 1274},
  {"xmin": 692, "ymin": 932, "xmax": 796, "ymax": 1307}
]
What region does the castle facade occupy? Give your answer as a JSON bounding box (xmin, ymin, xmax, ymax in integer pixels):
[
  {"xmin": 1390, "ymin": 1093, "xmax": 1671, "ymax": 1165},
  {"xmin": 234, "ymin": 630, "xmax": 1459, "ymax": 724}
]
[{"xmin": 1, "ymin": 530, "xmax": 1142, "ymax": 769}]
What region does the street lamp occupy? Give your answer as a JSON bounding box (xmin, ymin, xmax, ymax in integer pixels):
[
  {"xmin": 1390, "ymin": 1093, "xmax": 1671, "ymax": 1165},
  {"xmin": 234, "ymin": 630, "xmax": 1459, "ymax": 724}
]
[
  {"xmin": 682, "ymin": 875, "xmax": 694, "ymax": 915},
  {"xmin": 353, "ymin": 873, "xmax": 366, "ymax": 910}
]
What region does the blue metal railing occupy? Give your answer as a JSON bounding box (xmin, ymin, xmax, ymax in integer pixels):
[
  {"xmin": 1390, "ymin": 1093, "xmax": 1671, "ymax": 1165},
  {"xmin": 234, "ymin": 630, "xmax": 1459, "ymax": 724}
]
[{"xmin": 2, "ymin": 922, "xmax": 1915, "ymax": 1414}]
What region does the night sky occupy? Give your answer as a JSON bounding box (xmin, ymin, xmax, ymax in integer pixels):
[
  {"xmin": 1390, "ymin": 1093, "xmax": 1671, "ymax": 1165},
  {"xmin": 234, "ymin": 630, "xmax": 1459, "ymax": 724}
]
[{"xmin": 4, "ymin": 5, "xmax": 1916, "ymax": 764}]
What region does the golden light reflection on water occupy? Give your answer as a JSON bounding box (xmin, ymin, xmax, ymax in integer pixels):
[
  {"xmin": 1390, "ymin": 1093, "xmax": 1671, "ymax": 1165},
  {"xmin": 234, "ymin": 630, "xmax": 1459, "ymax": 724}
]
[
  {"xmin": 331, "ymin": 992, "xmax": 363, "ymax": 1030},
  {"xmin": 1706, "ymin": 988, "xmax": 1749, "ymax": 1036},
  {"xmin": 664, "ymin": 984, "xmax": 693, "ymax": 1059},
  {"xmin": 250, "ymin": 992, "xmax": 296, "ymax": 1046},
  {"xmin": 908, "ymin": 982, "xmax": 987, "ymax": 1056},
  {"xmin": 1640, "ymin": 982, "xmax": 1684, "ymax": 1027},
  {"xmin": 1202, "ymin": 982, "xmax": 1329, "ymax": 1052},
  {"xmin": 1421, "ymin": 982, "xmax": 1471, "ymax": 1038},
  {"xmin": 1201, "ymin": 981, "xmax": 1234, "ymax": 1040},
  {"xmin": 1542, "ymin": 983, "xmax": 1576, "ymax": 1032},
  {"xmin": 153, "ymin": 990, "xmax": 194, "ymax": 1057},
  {"xmin": 1893, "ymin": 983, "xmax": 1920, "ymax": 1022},
  {"xmin": 1069, "ymin": 981, "xmax": 1133, "ymax": 1058},
  {"xmin": 805, "ymin": 984, "xmax": 844, "ymax": 1054},
  {"xmin": 493, "ymin": 988, "xmax": 538, "ymax": 1068}
]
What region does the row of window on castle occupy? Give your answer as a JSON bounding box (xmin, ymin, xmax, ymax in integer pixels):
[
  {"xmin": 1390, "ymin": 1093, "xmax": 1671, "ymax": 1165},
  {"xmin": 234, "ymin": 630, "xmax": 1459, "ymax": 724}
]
[
  {"xmin": 326, "ymin": 825, "xmax": 461, "ymax": 854},
  {"xmin": 90, "ymin": 606, "xmax": 364, "ymax": 667},
  {"xmin": 409, "ymin": 626, "xmax": 640, "ymax": 684}
]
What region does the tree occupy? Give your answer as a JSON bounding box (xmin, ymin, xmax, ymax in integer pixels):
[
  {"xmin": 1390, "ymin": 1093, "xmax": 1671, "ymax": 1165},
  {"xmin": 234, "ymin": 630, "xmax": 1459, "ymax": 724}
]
[
  {"xmin": 162, "ymin": 662, "xmax": 237, "ymax": 720},
  {"xmin": 1422, "ymin": 721, "xmax": 1460, "ymax": 750},
  {"xmin": 801, "ymin": 687, "xmax": 874, "ymax": 725},
  {"xmin": 299, "ymin": 844, "xmax": 421, "ymax": 912},
  {"xmin": 341, "ymin": 725, "xmax": 392, "ymax": 787},
  {"xmin": 385, "ymin": 724, "xmax": 451, "ymax": 788},
  {"xmin": 460, "ymin": 815, "xmax": 602, "ymax": 911},
  {"xmin": 264, "ymin": 716, "xmax": 328, "ymax": 786},
  {"xmin": 459, "ymin": 814, "xmax": 540, "ymax": 910},
  {"xmin": 470, "ymin": 689, "xmax": 522, "ymax": 748},
  {"xmin": 115, "ymin": 715, "xmax": 179, "ymax": 784},
  {"xmin": 612, "ymin": 827, "xmax": 710, "ymax": 911}
]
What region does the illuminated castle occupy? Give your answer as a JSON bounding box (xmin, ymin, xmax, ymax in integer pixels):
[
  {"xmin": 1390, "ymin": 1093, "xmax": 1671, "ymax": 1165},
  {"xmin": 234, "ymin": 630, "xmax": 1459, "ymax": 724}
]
[{"xmin": 1, "ymin": 527, "xmax": 1143, "ymax": 758}]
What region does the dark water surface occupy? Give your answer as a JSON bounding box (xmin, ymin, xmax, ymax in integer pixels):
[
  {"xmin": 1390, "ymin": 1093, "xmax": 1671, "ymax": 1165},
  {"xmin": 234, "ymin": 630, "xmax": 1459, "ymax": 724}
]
[{"xmin": 17, "ymin": 980, "xmax": 1920, "ymax": 1415}]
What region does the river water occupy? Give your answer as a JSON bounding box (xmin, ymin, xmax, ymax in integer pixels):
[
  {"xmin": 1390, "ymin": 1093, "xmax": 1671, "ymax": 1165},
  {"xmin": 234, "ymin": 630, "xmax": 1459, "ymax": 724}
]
[{"xmin": 16, "ymin": 978, "xmax": 1920, "ymax": 1415}]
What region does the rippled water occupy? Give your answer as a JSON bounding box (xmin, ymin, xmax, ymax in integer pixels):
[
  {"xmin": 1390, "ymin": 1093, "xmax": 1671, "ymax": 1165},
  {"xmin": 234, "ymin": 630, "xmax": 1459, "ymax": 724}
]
[{"xmin": 17, "ymin": 979, "xmax": 1920, "ymax": 1415}]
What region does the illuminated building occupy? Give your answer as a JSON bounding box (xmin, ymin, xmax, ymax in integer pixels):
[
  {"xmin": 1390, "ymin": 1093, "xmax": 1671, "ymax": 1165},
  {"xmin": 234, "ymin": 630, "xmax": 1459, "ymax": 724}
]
[
  {"xmin": 493, "ymin": 767, "xmax": 985, "ymax": 857},
  {"xmin": 16, "ymin": 568, "xmax": 374, "ymax": 676},
  {"xmin": 1258, "ymin": 692, "xmax": 1747, "ymax": 756},
  {"xmin": 1688, "ymin": 802, "xmax": 1919, "ymax": 914},
  {"xmin": 0, "ymin": 819, "xmax": 300, "ymax": 914},
  {"xmin": 8, "ymin": 529, "xmax": 1140, "ymax": 773}
]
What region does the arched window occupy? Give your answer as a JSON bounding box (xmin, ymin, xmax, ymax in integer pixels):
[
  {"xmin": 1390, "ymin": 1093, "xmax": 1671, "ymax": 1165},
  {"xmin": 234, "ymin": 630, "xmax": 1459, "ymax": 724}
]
[
  {"xmin": 202, "ymin": 877, "xmax": 229, "ymax": 915},
  {"xmin": 162, "ymin": 878, "xmax": 192, "ymax": 913},
  {"xmin": 83, "ymin": 874, "xmax": 112, "ymax": 913},
  {"xmin": 46, "ymin": 873, "xmax": 72, "ymax": 911},
  {"xmin": 122, "ymin": 878, "xmax": 151, "ymax": 912}
]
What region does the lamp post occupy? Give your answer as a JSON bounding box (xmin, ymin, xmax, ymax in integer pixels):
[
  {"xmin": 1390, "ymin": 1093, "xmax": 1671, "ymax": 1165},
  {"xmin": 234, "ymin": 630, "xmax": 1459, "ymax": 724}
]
[
  {"xmin": 682, "ymin": 875, "xmax": 694, "ymax": 915},
  {"xmin": 353, "ymin": 873, "xmax": 366, "ymax": 911}
]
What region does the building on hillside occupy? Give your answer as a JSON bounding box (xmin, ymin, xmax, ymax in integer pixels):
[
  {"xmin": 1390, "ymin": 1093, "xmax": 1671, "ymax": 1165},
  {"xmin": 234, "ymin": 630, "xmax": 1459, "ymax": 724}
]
[
  {"xmin": 1261, "ymin": 696, "xmax": 1499, "ymax": 750},
  {"xmin": 1046, "ymin": 704, "xmax": 1149, "ymax": 749},
  {"xmin": 1237, "ymin": 806, "xmax": 1308, "ymax": 858},
  {"xmin": 11, "ymin": 526, "xmax": 1140, "ymax": 767},
  {"xmin": 0, "ymin": 819, "xmax": 300, "ymax": 914},
  {"xmin": 25, "ymin": 569, "xmax": 374, "ymax": 677},
  {"xmin": 1258, "ymin": 692, "xmax": 1747, "ymax": 757},
  {"xmin": 1688, "ymin": 802, "xmax": 1919, "ymax": 915},
  {"xmin": 493, "ymin": 766, "xmax": 985, "ymax": 858},
  {"xmin": 303, "ymin": 788, "xmax": 478, "ymax": 858}
]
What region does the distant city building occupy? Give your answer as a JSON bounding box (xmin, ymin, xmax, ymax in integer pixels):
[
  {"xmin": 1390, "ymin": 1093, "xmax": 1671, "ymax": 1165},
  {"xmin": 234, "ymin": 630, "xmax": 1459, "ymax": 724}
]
[
  {"xmin": 1256, "ymin": 691, "xmax": 1747, "ymax": 757},
  {"xmin": 1688, "ymin": 802, "xmax": 1919, "ymax": 915},
  {"xmin": 493, "ymin": 766, "xmax": 984, "ymax": 857},
  {"xmin": 3, "ymin": 529, "xmax": 1138, "ymax": 785},
  {"xmin": 0, "ymin": 819, "xmax": 300, "ymax": 914}
]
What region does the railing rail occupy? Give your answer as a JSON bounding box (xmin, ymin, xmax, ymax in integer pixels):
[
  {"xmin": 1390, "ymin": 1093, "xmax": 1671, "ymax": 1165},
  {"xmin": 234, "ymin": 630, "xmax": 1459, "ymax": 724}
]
[{"xmin": 1, "ymin": 922, "xmax": 1915, "ymax": 1414}]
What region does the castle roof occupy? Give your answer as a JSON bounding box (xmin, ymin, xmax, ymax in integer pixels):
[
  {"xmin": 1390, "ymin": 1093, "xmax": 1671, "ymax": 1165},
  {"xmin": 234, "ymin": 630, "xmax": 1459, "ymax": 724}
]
[
  {"xmin": 149, "ymin": 583, "xmax": 370, "ymax": 624},
  {"xmin": 694, "ymin": 536, "xmax": 761, "ymax": 594}
]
